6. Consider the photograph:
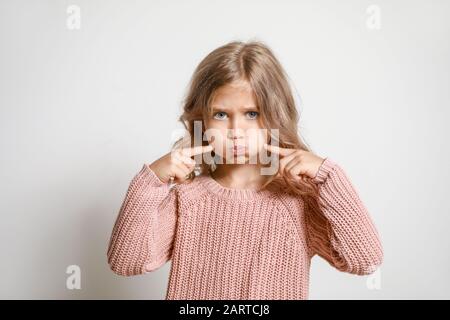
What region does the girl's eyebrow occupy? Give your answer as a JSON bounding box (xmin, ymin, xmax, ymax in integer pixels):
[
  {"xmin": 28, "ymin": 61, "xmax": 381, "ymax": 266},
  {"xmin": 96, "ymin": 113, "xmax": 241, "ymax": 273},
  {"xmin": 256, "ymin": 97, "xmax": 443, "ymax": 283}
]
[{"xmin": 211, "ymin": 105, "xmax": 259, "ymax": 112}]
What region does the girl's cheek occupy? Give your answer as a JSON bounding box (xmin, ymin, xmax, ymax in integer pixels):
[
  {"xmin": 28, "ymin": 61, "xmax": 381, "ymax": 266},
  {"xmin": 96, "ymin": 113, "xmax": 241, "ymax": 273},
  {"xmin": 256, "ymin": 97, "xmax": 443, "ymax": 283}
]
[
  {"xmin": 207, "ymin": 131, "xmax": 226, "ymax": 157},
  {"xmin": 248, "ymin": 131, "xmax": 266, "ymax": 155},
  {"xmin": 218, "ymin": 136, "xmax": 229, "ymax": 158}
]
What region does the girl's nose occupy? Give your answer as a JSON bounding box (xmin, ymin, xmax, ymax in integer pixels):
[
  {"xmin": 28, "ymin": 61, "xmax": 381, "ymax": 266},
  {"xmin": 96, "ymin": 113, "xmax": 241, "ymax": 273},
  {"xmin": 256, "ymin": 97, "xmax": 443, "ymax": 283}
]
[
  {"xmin": 227, "ymin": 127, "xmax": 245, "ymax": 140},
  {"xmin": 229, "ymin": 117, "xmax": 247, "ymax": 133}
]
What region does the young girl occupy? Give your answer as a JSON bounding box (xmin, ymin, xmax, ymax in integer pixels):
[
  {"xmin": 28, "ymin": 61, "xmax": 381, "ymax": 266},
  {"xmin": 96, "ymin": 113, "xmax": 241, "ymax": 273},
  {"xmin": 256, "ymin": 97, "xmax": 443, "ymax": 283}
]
[{"xmin": 107, "ymin": 40, "xmax": 383, "ymax": 300}]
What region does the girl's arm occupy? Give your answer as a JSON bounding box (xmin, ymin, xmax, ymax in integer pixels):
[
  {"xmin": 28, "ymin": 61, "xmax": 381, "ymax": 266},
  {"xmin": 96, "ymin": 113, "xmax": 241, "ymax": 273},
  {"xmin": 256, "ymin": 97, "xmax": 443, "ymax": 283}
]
[
  {"xmin": 107, "ymin": 164, "xmax": 178, "ymax": 276},
  {"xmin": 305, "ymin": 158, "xmax": 383, "ymax": 275}
]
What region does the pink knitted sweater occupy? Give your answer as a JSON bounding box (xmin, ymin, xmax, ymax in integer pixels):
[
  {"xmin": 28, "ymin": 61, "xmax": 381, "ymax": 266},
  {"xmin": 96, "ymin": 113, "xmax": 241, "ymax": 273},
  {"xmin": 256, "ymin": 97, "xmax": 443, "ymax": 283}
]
[{"xmin": 107, "ymin": 158, "xmax": 383, "ymax": 299}]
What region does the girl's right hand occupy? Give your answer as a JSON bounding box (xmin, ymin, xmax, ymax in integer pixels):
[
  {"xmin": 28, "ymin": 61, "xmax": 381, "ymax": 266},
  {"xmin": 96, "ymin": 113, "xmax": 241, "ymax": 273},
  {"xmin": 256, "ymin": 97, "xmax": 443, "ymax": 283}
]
[{"xmin": 148, "ymin": 145, "xmax": 213, "ymax": 184}]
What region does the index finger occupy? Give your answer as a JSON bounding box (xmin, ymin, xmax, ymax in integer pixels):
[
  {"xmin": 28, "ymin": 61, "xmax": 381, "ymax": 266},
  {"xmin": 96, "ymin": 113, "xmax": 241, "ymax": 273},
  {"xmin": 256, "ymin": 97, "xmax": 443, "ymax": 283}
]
[{"xmin": 181, "ymin": 145, "xmax": 213, "ymax": 157}]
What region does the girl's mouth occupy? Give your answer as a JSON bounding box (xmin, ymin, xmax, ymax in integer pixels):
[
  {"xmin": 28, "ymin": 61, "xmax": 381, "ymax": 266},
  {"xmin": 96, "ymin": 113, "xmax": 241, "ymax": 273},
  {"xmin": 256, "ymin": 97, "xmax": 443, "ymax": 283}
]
[{"xmin": 232, "ymin": 145, "xmax": 246, "ymax": 155}]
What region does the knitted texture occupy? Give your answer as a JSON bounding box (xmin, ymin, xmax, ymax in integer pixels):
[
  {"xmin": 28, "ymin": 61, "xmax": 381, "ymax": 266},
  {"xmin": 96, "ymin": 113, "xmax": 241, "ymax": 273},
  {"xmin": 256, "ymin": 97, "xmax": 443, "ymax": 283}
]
[{"xmin": 107, "ymin": 158, "xmax": 383, "ymax": 299}]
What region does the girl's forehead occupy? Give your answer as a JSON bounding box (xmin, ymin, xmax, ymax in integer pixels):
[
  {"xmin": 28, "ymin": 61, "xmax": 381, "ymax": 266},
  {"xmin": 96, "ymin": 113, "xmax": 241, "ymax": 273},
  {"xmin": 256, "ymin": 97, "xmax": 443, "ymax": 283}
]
[{"xmin": 211, "ymin": 82, "xmax": 257, "ymax": 110}]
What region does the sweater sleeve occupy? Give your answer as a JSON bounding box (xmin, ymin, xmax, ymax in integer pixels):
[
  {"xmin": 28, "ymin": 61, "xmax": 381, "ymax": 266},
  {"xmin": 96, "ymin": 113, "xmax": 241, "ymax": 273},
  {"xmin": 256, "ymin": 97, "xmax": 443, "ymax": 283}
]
[
  {"xmin": 305, "ymin": 158, "xmax": 383, "ymax": 275},
  {"xmin": 107, "ymin": 164, "xmax": 178, "ymax": 276}
]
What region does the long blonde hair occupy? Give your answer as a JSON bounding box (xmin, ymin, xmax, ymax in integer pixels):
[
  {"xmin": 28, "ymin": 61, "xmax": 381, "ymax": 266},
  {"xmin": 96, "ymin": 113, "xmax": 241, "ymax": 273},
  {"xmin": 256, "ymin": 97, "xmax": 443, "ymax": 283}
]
[{"xmin": 173, "ymin": 40, "xmax": 323, "ymax": 227}]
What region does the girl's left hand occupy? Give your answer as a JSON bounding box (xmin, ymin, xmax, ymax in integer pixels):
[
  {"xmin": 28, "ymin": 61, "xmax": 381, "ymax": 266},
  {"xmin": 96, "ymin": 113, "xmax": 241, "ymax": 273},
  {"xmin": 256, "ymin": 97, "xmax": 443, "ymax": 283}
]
[{"xmin": 263, "ymin": 143, "xmax": 325, "ymax": 181}]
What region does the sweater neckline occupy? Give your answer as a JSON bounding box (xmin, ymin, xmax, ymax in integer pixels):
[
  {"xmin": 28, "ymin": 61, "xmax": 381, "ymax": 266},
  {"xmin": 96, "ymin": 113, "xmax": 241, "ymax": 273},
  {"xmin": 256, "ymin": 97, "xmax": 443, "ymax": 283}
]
[{"xmin": 198, "ymin": 173, "xmax": 273, "ymax": 201}]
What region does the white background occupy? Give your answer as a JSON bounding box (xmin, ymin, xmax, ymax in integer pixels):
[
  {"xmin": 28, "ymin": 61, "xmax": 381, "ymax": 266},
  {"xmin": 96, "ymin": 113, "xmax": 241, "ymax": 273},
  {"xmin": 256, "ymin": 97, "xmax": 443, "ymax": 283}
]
[{"xmin": 1, "ymin": 0, "xmax": 449, "ymax": 299}]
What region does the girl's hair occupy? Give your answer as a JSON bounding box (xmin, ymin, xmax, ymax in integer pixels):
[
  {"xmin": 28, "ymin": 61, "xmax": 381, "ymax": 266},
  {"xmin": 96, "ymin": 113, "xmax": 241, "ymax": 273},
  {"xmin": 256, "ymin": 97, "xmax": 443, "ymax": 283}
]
[{"xmin": 172, "ymin": 40, "xmax": 324, "ymax": 230}]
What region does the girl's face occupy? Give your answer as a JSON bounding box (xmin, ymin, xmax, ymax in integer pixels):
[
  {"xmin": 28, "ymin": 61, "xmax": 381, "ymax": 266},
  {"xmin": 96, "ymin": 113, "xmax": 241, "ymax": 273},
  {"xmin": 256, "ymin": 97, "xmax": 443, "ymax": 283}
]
[{"xmin": 204, "ymin": 80, "xmax": 267, "ymax": 164}]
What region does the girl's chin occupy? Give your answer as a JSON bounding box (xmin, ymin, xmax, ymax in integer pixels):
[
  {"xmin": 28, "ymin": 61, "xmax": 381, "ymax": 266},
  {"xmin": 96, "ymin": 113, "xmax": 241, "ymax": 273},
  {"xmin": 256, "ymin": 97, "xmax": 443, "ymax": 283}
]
[{"xmin": 221, "ymin": 154, "xmax": 262, "ymax": 164}]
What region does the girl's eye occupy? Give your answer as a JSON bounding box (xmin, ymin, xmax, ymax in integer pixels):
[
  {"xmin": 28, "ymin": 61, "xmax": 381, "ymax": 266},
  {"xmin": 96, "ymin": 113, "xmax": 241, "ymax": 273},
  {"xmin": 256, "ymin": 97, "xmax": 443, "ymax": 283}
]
[
  {"xmin": 246, "ymin": 111, "xmax": 259, "ymax": 119},
  {"xmin": 213, "ymin": 112, "xmax": 228, "ymax": 120}
]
